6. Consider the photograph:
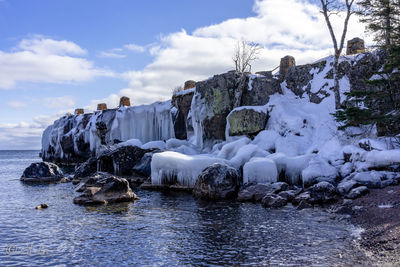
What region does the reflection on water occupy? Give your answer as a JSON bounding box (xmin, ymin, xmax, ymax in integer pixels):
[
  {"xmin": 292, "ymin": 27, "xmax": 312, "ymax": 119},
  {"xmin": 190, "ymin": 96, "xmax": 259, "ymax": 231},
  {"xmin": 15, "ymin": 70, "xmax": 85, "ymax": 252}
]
[{"xmin": 0, "ymin": 151, "xmax": 369, "ymax": 266}]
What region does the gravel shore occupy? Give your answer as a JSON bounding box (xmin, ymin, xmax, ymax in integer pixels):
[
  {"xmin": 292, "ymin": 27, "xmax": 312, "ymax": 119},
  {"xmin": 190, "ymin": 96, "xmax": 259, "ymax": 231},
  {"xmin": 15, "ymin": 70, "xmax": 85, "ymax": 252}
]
[{"xmin": 349, "ymin": 185, "xmax": 400, "ymax": 266}]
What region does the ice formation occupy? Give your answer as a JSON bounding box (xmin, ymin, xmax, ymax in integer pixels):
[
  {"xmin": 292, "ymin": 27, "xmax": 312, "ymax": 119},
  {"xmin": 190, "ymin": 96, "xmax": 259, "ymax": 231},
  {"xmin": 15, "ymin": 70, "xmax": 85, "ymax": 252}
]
[
  {"xmin": 42, "ymin": 101, "xmax": 175, "ymax": 160},
  {"xmin": 42, "ymin": 52, "xmax": 400, "ymax": 190},
  {"xmin": 243, "ymin": 158, "xmax": 278, "ymax": 184},
  {"xmin": 151, "ymin": 151, "xmax": 226, "ymax": 187}
]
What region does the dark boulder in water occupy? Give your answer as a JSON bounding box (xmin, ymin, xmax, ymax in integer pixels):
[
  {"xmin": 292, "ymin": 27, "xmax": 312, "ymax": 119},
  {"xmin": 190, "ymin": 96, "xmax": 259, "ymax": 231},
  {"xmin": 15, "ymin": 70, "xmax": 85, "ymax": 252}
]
[
  {"xmin": 193, "ymin": 163, "xmax": 240, "ymax": 200},
  {"xmin": 21, "ymin": 162, "xmax": 63, "ymax": 183},
  {"xmin": 73, "ymin": 173, "xmax": 137, "ymax": 205}
]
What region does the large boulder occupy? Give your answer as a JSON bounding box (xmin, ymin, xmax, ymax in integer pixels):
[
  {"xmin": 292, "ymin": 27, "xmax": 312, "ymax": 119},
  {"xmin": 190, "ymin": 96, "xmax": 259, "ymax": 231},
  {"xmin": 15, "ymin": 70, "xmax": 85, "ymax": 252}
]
[
  {"xmin": 227, "ymin": 107, "xmax": 268, "ymax": 137},
  {"xmin": 132, "ymin": 151, "xmax": 159, "ymax": 178},
  {"xmin": 309, "ymin": 181, "xmax": 337, "ymax": 203},
  {"xmin": 192, "ymin": 163, "xmax": 240, "ymax": 200},
  {"xmin": 98, "ymin": 145, "xmax": 152, "ymax": 176},
  {"xmin": 73, "ymin": 174, "xmax": 137, "ymax": 205},
  {"xmin": 21, "ymin": 162, "xmax": 64, "ymax": 183},
  {"xmin": 191, "ymin": 71, "xmax": 280, "ymax": 144},
  {"xmin": 73, "ymin": 157, "xmax": 98, "ymax": 181}
]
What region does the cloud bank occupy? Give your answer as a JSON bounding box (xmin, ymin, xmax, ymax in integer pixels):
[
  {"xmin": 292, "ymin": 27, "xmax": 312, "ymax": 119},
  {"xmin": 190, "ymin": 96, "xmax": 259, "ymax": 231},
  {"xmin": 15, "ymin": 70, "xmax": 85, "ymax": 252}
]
[
  {"xmin": 0, "ymin": 36, "xmax": 114, "ymax": 90},
  {"xmin": 92, "ymin": 0, "xmax": 367, "ymax": 107}
]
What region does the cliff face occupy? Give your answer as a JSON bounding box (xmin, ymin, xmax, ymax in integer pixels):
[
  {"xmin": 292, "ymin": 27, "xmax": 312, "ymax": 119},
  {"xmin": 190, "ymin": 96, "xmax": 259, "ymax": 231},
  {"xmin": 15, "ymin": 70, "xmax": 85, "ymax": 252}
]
[
  {"xmin": 41, "ymin": 51, "xmax": 384, "ymax": 165},
  {"xmin": 42, "ymin": 101, "xmax": 174, "ymax": 165}
]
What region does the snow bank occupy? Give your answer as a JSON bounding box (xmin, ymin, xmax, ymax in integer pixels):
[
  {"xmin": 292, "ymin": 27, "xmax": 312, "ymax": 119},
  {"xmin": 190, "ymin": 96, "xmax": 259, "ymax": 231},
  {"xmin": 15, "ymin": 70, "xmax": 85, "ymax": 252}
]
[
  {"xmin": 301, "ymin": 157, "xmax": 338, "ymax": 186},
  {"xmin": 243, "ymin": 158, "xmax": 278, "ymax": 184},
  {"xmin": 151, "ymin": 151, "xmax": 226, "ymax": 188}
]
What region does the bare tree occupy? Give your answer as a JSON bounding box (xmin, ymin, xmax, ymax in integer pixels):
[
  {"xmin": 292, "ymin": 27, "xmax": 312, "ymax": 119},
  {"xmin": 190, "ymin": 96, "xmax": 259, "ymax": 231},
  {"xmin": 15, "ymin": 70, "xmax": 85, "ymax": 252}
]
[
  {"xmin": 320, "ymin": 0, "xmax": 356, "ymax": 109},
  {"xmin": 233, "ymin": 40, "xmax": 261, "ymax": 73}
]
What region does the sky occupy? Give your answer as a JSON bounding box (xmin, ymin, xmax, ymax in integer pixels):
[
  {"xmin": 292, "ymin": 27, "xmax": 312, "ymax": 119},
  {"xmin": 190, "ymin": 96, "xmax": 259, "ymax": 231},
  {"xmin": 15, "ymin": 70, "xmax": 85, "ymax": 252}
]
[{"xmin": 0, "ymin": 0, "xmax": 369, "ymax": 150}]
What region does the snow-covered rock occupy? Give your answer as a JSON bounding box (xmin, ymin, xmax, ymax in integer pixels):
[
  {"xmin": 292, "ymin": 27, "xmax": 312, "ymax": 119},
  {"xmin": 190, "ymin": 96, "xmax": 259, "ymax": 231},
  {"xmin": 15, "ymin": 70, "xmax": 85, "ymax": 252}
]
[
  {"xmin": 243, "ymin": 158, "xmax": 278, "ymax": 184},
  {"xmin": 301, "ymin": 157, "xmax": 338, "ymax": 187}
]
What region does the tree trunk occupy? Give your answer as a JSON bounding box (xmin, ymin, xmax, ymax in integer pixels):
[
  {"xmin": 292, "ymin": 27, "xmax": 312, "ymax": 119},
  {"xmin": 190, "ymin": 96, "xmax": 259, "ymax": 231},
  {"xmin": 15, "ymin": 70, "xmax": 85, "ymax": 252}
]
[{"xmin": 333, "ymin": 55, "xmax": 341, "ymax": 109}]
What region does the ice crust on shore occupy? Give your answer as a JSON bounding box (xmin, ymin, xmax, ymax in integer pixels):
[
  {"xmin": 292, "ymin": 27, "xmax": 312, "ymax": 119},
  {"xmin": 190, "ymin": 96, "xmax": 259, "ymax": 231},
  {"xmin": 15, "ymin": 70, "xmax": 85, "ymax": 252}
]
[{"xmin": 42, "ymin": 53, "xmax": 400, "ymax": 189}]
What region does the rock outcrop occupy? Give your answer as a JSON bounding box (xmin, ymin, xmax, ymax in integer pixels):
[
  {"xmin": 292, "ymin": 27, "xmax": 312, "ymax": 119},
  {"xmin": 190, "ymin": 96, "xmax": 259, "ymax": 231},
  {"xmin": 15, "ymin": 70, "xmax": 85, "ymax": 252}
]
[
  {"xmin": 97, "ymin": 145, "xmax": 153, "ymax": 176},
  {"xmin": 73, "ymin": 173, "xmax": 137, "ymax": 205},
  {"xmin": 21, "ymin": 162, "xmax": 64, "ymax": 183},
  {"xmin": 227, "ymin": 107, "xmax": 269, "ymax": 137},
  {"xmin": 193, "ymin": 163, "xmax": 240, "ymax": 200},
  {"xmin": 172, "ymin": 89, "xmax": 194, "ymax": 140},
  {"xmin": 41, "ymin": 101, "xmax": 174, "ymax": 165}
]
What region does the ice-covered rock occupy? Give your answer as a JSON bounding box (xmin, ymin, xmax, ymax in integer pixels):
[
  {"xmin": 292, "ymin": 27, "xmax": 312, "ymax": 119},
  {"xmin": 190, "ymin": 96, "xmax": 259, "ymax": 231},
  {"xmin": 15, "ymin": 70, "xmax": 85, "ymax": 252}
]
[
  {"xmin": 97, "ymin": 145, "xmax": 152, "ymax": 176},
  {"xmin": 192, "ymin": 163, "xmax": 240, "ymax": 200},
  {"xmin": 352, "ymin": 171, "xmax": 384, "ymax": 188},
  {"xmin": 337, "ymin": 180, "xmax": 358, "ymax": 196},
  {"xmin": 301, "ymin": 157, "xmax": 338, "ymax": 187},
  {"xmin": 42, "ymin": 101, "xmax": 175, "ymax": 164},
  {"xmin": 252, "ymin": 130, "xmax": 280, "ymax": 151},
  {"xmin": 243, "ymin": 158, "xmax": 278, "ymax": 184},
  {"xmin": 21, "ymin": 162, "xmax": 64, "ymax": 183},
  {"xmin": 172, "ymin": 87, "xmax": 194, "ymax": 140},
  {"xmin": 151, "ymin": 151, "xmax": 226, "ymax": 188},
  {"xmin": 267, "ymin": 153, "xmax": 314, "ymax": 185}
]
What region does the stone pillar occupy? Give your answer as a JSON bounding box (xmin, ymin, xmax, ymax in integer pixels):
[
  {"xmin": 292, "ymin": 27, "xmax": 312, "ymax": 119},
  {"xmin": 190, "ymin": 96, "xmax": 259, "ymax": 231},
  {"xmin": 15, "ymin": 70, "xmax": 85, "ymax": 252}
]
[
  {"xmin": 74, "ymin": 108, "xmax": 84, "ymax": 115},
  {"xmin": 119, "ymin": 96, "xmax": 131, "ymax": 107},
  {"xmin": 184, "ymin": 80, "xmax": 196, "ymax": 90},
  {"xmin": 279, "ymin": 56, "xmax": 296, "ymax": 77},
  {"xmin": 97, "ymin": 103, "xmax": 107, "ymax": 111},
  {"xmin": 346, "ymin": 38, "xmax": 365, "ymax": 55}
]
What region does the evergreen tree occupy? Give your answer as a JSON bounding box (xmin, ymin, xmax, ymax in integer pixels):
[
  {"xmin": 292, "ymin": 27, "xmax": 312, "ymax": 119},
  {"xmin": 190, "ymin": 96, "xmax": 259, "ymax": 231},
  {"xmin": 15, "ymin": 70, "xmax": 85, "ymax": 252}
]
[{"xmin": 334, "ymin": 0, "xmax": 400, "ymax": 136}]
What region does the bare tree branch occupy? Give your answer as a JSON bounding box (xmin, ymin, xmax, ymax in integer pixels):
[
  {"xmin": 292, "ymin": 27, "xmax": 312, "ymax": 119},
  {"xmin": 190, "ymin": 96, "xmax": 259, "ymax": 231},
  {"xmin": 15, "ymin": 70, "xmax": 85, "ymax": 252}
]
[{"xmin": 232, "ymin": 40, "xmax": 261, "ymax": 73}]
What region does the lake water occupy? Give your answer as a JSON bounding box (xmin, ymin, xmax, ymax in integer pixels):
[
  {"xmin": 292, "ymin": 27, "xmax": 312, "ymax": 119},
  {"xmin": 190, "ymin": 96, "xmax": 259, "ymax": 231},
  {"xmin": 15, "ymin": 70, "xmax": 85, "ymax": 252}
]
[{"xmin": 0, "ymin": 150, "xmax": 372, "ymax": 266}]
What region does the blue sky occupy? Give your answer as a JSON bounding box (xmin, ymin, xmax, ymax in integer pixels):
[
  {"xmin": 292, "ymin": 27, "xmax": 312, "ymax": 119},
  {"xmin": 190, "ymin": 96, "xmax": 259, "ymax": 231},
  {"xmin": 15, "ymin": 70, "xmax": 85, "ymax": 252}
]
[{"xmin": 0, "ymin": 0, "xmax": 367, "ymax": 149}]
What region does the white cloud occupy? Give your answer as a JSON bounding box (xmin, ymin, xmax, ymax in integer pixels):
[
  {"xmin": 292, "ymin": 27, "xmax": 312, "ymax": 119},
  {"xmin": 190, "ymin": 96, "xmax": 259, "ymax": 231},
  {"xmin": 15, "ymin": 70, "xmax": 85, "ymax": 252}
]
[
  {"xmin": 99, "ymin": 51, "xmax": 127, "ymax": 59},
  {"xmin": 42, "ymin": 96, "xmax": 76, "ymax": 109},
  {"xmin": 92, "ymin": 0, "xmax": 368, "ymax": 107},
  {"xmin": 7, "ymin": 101, "xmax": 26, "ymax": 109},
  {"xmin": 124, "ymin": 43, "xmax": 146, "ymax": 53},
  {"xmin": 0, "ymin": 122, "xmax": 43, "ymax": 150},
  {"xmin": 0, "ymin": 37, "xmax": 115, "ymax": 90}
]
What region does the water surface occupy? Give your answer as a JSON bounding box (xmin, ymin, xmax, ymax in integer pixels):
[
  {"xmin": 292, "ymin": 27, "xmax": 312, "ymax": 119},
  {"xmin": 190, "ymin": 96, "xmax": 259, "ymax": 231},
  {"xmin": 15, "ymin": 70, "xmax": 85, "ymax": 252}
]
[{"xmin": 0, "ymin": 150, "xmax": 370, "ymax": 266}]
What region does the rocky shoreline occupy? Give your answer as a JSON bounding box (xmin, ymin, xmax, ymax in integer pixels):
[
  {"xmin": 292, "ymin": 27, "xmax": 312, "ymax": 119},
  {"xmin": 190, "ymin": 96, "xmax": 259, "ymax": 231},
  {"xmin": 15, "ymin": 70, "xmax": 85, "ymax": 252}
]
[
  {"xmin": 25, "ymin": 50, "xmax": 400, "ymax": 265},
  {"xmin": 20, "ymin": 151, "xmax": 400, "ymax": 265}
]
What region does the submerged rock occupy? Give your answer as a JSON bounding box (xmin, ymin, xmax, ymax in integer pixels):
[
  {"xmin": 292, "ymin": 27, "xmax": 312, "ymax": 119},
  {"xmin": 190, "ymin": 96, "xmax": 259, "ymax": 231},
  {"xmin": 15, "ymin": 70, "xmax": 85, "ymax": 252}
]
[
  {"xmin": 35, "ymin": 203, "xmax": 48, "ymax": 209},
  {"xmin": 261, "ymin": 194, "xmax": 288, "ymax": 208},
  {"xmin": 237, "ymin": 182, "xmax": 289, "ymax": 202},
  {"xmin": 73, "ymin": 174, "xmax": 137, "ymax": 205},
  {"xmin": 193, "ymin": 163, "xmax": 240, "ymax": 200},
  {"xmin": 21, "ymin": 162, "xmax": 64, "ymax": 183}
]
